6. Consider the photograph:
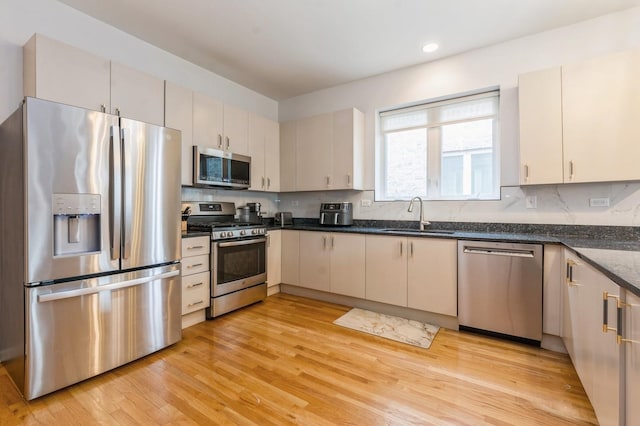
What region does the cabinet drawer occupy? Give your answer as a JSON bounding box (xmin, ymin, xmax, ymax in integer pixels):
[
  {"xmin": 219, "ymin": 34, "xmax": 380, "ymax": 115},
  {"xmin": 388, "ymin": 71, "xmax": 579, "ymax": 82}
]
[
  {"xmin": 182, "ymin": 271, "xmax": 210, "ymax": 314},
  {"xmin": 182, "ymin": 236, "xmax": 210, "ymax": 257},
  {"xmin": 182, "ymin": 254, "xmax": 209, "ymax": 276}
]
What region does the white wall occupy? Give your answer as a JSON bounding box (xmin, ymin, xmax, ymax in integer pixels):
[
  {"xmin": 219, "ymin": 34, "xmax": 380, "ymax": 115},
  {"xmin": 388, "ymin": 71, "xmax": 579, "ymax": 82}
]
[
  {"xmin": 278, "ymin": 7, "xmax": 640, "ymax": 226},
  {"xmin": 0, "ymin": 0, "xmax": 278, "ymax": 123}
]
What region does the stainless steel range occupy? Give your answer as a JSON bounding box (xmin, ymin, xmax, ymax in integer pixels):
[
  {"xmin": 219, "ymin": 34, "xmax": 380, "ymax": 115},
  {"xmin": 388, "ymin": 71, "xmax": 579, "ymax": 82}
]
[{"xmin": 183, "ymin": 202, "xmax": 267, "ymax": 318}]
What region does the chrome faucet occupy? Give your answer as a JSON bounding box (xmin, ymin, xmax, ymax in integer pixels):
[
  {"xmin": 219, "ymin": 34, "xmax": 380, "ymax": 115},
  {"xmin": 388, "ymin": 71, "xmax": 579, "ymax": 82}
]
[{"xmin": 408, "ymin": 196, "xmax": 430, "ymax": 231}]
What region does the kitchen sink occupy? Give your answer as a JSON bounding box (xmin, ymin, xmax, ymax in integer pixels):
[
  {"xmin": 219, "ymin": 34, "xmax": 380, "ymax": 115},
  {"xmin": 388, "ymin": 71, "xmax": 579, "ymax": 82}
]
[{"xmin": 380, "ymin": 228, "xmax": 456, "ymax": 235}]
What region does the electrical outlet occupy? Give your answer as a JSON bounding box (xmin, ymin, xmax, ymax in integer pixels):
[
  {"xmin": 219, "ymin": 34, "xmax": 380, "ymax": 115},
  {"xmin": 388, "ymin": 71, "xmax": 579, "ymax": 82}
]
[
  {"xmin": 525, "ymin": 196, "xmax": 537, "ymax": 209},
  {"xmin": 589, "ymin": 197, "xmax": 610, "ymax": 207},
  {"xmin": 361, "ymin": 199, "xmax": 372, "ymax": 207},
  {"xmin": 291, "ymin": 200, "xmax": 299, "ymax": 207}
]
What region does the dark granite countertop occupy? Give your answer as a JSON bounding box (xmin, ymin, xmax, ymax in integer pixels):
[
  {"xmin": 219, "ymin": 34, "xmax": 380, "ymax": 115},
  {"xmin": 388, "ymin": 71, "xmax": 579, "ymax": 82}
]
[
  {"xmin": 181, "ymin": 231, "xmax": 211, "ymax": 239},
  {"xmin": 266, "ymin": 219, "xmax": 640, "ymax": 296}
]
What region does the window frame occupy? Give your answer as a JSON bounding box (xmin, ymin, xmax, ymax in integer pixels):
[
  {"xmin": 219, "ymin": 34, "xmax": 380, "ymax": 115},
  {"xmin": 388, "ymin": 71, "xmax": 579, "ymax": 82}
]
[{"xmin": 376, "ymin": 89, "xmax": 500, "ymax": 202}]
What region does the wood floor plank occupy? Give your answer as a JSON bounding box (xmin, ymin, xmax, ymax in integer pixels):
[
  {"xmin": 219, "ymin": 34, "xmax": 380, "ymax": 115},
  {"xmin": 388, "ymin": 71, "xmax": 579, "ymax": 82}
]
[{"xmin": 0, "ymin": 293, "xmax": 597, "ymax": 425}]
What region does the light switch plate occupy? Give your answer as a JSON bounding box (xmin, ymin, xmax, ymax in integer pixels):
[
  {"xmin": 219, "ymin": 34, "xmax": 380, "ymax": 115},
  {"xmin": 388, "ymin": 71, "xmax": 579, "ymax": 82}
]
[{"xmin": 361, "ymin": 199, "xmax": 372, "ymax": 207}]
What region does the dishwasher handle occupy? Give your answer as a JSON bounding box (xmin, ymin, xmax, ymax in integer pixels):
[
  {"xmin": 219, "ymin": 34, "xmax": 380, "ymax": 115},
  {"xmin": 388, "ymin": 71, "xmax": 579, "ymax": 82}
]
[{"xmin": 462, "ymin": 246, "xmax": 536, "ymax": 258}]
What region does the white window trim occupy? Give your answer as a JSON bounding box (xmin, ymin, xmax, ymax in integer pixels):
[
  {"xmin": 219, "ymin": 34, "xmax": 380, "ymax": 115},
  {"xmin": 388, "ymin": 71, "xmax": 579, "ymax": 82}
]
[{"xmin": 375, "ymin": 89, "xmax": 501, "ymax": 202}]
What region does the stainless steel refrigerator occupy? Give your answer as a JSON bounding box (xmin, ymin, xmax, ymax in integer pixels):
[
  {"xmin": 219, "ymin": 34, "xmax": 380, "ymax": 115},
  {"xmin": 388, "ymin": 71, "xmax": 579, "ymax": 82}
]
[{"xmin": 0, "ymin": 97, "xmax": 182, "ymax": 400}]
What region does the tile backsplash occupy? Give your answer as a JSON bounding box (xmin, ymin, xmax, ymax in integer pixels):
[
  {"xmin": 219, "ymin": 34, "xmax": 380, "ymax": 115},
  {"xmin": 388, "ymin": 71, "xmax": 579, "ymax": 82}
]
[{"xmin": 276, "ymin": 182, "xmax": 640, "ymax": 226}]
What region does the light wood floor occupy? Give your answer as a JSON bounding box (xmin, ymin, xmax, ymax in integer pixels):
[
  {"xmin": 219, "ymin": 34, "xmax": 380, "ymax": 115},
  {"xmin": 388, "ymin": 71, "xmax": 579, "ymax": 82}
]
[{"xmin": 1, "ymin": 293, "xmax": 597, "ymax": 425}]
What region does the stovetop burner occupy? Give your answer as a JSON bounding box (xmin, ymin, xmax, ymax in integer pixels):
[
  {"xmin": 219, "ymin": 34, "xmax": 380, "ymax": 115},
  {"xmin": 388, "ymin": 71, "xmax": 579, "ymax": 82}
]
[{"xmin": 183, "ymin": 201, "xmax": 266, "ymax": 241}]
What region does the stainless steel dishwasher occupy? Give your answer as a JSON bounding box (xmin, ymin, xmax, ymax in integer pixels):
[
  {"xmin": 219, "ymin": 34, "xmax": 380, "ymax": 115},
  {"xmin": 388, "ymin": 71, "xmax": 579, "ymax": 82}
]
[{"xmin": 458, "ymin": 240, "xmax": 543, "ymax": 345}]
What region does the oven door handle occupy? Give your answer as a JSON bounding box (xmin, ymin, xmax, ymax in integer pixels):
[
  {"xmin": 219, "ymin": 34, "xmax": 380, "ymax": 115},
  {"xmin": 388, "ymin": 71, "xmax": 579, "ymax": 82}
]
[{"xmin": 217, "ymin": 237, "xmax": 266, "ymax": 248}]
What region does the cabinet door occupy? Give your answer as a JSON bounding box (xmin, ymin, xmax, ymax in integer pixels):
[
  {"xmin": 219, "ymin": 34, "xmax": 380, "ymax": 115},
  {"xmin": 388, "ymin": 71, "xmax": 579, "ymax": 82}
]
[
  {"xmin": 223, "ymin": 104, "xmax": 248, "ymax": 155},
  {"xmin": 264, "ymin": 119, "xmax": 280, "ymax": 192},
  {"xmin": 267, "ymin": 230, "xmax": 282, "ymax": 288},
  {"xmin": 365, "ymin": 235, "xmax": 407, "ymax": 306},
  {"xmin": 165, "ymin": 81, "xmax": 193, "ymax": 185},
  {"xmin": 407, "ymin": 238, "xmax": 457, "ymax": 316},
  {"xmin": 332, "ymin": 108, "xmax": 364, "ymax": 190},
  {"xmin": 543, "ymin": 244, "xmax": 564, "ymax": 336},
  {"xmin": 182, "ymin": 271, "xmax": 210, "ymax": 314},
  {"xmin": 518, "ymin": 67, "xmax": 563, "ymax": 185},
  {"xmin": 24, "ymin": 34, "xmax": 110, "ymax": 113},
  {"xmin": 563, "ymin": 49, "xmax": 640, "ymax": 183},
  {"xmin": 564, "ymin": 251, "xmax": 620, "ymax": 426},
  {"xmin": 296, "ymin": 113, "xmax": 332, "ymax": 190},
  {"xmin": 280, "ymin": 121, "xmax": 297, "ymax": 191},
  {"xmin": 193, "ymin": 92, "xmax": 224, "ymax": 150},
  {"xmin": 626, "ymin": 291, "xmax": 640, "ymax": 426},
  {"xmin": 248, "ymin": 113, "xmax": 266, "ymax": 190},
  {"xmin": 299, "ymin": 231, "xmax": 331, "ymax": 292},
  {"xmin": 281, "ymin": 230, "xmax": 299, "ymax": 285},
  {"xmin": 110, "ymin": 61, "xmax": 165, "ymax": 126},
  {"xmin": 330, "ymin": 233, "xmax": 366, "ymax": 298}
]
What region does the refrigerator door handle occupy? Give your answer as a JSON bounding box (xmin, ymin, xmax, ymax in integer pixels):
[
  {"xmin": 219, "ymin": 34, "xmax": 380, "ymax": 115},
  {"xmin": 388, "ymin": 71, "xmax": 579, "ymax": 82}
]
[
  {"xmin": 121, "ymin": 126, "xmax": 131, "ymax": 260},
  {"xmin": 37, "ymin": 270, "xmax": 180, "ymax": 302},
  {"xmin": 109, "ymin": 125, "xmax": 122, "ymax": 261}
]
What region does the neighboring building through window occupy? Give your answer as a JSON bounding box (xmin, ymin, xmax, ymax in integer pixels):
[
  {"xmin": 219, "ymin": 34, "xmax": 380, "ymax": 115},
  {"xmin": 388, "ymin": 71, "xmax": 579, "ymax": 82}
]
[{"xmin": 378, "ymin": 90, "xmax": 500, "ymax": 201}]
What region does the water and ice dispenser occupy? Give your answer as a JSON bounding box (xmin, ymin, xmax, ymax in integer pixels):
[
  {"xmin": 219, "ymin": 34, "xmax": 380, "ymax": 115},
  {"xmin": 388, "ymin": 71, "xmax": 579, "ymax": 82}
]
[{"xmin": 53, "ymin": 193, "xmax": 101, "ymax": 256}]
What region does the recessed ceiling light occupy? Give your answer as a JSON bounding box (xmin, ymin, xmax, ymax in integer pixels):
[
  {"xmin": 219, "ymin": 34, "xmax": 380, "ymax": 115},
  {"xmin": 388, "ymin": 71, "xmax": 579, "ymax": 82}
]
[{"xmin": 422, "ymin": 43, "xmax": 439, "ymax": 53}]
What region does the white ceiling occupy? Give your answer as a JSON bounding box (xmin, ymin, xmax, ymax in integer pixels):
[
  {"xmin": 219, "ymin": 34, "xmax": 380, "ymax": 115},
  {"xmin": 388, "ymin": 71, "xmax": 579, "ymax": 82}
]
[{"xmin": 57, "ymin": 0, "xmax": 640, "ymax": 100}]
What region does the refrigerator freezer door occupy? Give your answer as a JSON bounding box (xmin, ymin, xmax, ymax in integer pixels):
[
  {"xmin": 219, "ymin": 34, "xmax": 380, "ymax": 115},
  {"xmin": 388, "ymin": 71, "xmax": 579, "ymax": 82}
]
[
  {"xmin": 24, "ymin": 264, "xmax": 181, "ymax": 400},
  {"xmin": 120, "ymin": 118, "xmax": 181, "ymax": 270},
  {"xmin": 26, "ymin": 98, "xmax": 121, "ymax": 283}
]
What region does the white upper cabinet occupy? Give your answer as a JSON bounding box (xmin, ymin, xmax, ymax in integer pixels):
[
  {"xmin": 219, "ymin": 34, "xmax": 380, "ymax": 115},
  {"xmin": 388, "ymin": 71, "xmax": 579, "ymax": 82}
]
[
  {"xmin": 24, "ymin": 34, "xmax": 164, "ymax": 126},
  {"xmin": 24, "ymin": 34, "xmax": 110, "ymax": 113},
  {"xmin": 332, "ymin": 108, "xmax": 365, "ymax": 190},
  {"xmin": 248, "ymin": 113, "xmax": 280, "ymax": 192},
  {"xmin": 519, "ymin": 48, "xmax": 640, "ymax": 185},
  {"xmin": 279, "ymin": 121, "xmax": 297, "ymax": 191},
  {"xmin": 518, "ymin": 67, "xmax": 564, "ymax": 185},
  {"xmin": 281, "ymin": 107, "xmax": 365, "ymax": 192},
  {"xmin": 223, "ymin": 104, "xmax": 249, "ymax": 155},
  {"xmin": 264, "ymin": 119, "xmax": 281, "ymax": 192},
  {"xmin": 562, "ymin": 49, "xmax": 640, "ymax": 183},
  {"xmin": 193, "ymin": 92, "xmax": 224, "ymax": 150},
  {"xmin": 296, "ymin": 113, "xmax": 333, "ymax": 190},
  {"xmin": 165, "ymin": 81, "xmax": 193, "ymax": 186},
  {"xmin": 110, "ymin": 61, "xmax": 165, "ymax": 126},
  {"xmin": 193, "ymin": 92, "xmax": 248, "ymax": 155}
]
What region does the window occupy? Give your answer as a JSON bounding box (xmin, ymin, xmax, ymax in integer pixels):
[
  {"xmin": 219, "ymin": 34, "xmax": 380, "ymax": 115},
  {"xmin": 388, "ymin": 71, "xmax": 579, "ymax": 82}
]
[{"xmin": 378, "ymin": 91, "xmax": 499, "ymax": 200}]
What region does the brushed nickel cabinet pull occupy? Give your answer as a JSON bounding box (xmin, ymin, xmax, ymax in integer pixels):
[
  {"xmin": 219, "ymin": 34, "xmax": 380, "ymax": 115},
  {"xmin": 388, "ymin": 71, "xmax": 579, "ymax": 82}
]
[
  {"xmin": 187, "ymin": 282, "xmax": 204, "ymax": 289},
  {"xmin": 188, "ymin": 300, "xmax": 204, "ymax": 308},
  {"xmin": 187, "ymin": 263, "xmax": 203, "ymax": 268}
]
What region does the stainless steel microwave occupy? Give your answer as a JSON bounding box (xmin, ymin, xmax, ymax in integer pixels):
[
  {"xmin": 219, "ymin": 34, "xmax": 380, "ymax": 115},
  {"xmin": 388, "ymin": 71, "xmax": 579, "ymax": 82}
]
[{"xmin": 193, "ymin": 146, "xmax": 251, "ymax": 189}]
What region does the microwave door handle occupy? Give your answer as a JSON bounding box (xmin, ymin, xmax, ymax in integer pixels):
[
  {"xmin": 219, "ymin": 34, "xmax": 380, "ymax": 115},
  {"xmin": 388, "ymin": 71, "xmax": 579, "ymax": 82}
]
[
  {"xmin": 121, "ymin": 127, "xmax": 131, "ymax": 260},
  {"xmin": 109, "ymin": 125, "xmax": 121, "ymax": 261}
]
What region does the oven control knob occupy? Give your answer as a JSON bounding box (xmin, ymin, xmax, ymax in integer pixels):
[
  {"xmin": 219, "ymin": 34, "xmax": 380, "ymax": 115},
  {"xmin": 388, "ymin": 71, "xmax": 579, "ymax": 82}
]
[
  {"xmin": 259, "ymin": 229, "xmax": 265, "ymax": 234},
  {"xmin": 240, "ymin": 230, "xmax": 246, "ymax": 236},
  {"xmin": 220, "ymin": 232, "xmax": 227, "ymax": 238},
  {"xmin": 251, "ymin": 229, "xmax": 257, "ymax": 235}
]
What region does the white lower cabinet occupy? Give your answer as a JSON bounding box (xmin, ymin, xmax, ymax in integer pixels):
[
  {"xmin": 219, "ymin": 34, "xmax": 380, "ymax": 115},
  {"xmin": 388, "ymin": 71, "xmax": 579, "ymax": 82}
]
[
  {"xmin": 625, "ymin": 291, "xmax": 640, "ymax": 425},
  {"xmin": 297, "ymin": 231, "xmax": 366, "ymax": 297},
  {"xmin": 365, "ymin": 235, "xmax": 457, "ymax": 315},
  {"xmin": 181, "ymin": 237, "xmax": 210, "ymax": 327},
  {"xmin": 407, "ymin": 238, "xmax": 457, "ymax": 316},
  {"xmin": 365, "ymin": 235, "xmax": 408, "ymax": 306},
  {"xmin": 281, "ymin": 230, "xmax": 300, "ymax": 286},
  {"xmin": 266, "ymin": 230, "xmax": 282, "ymax": 291},
  {"xmin": 563, "ymin": 250, "xmax": 621, "ymax": 426}
]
